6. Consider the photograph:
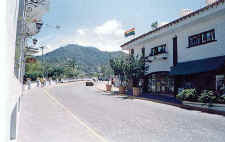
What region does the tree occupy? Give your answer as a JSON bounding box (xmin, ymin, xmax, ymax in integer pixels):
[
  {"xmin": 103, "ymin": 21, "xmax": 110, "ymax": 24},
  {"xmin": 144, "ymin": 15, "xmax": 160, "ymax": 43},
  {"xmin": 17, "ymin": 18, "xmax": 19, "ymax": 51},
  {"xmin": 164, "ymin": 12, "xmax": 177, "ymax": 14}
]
[
  {"xmin": 64, "ymin": 59, "xmax": 80, "ymax": 78},
  {"xmin": 52, "ymin": 65, "xmax": 65, "ymax": 79},
  {"xmin": 110, "ymin": 57, "xmax": 127, "ymax": 86},
  {"xmin": 25, "ymin": 59, "xmax": 43, "ymax": 80},
  {"xmin": 125, "ymin": 55, "xmax": 148, "ymax": 87},
  {"xmin": 98, "ymin": 65, "xmax": 113, "ymax": 80}
]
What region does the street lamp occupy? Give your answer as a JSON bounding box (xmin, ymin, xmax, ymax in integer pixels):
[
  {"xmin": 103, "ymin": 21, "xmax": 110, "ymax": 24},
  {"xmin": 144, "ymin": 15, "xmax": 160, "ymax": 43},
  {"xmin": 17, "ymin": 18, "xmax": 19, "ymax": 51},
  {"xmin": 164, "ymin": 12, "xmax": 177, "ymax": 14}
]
[
  {"xmin": 36, "ymin": 22, "xmax": 44, "ymax": 32},
  {"xmin": 39, "ymin": 46, "xmax": 45, "ymax": 77},
  {"xmin": 32, "ymin": 38, "xmax": 38, "ymax": 45}
]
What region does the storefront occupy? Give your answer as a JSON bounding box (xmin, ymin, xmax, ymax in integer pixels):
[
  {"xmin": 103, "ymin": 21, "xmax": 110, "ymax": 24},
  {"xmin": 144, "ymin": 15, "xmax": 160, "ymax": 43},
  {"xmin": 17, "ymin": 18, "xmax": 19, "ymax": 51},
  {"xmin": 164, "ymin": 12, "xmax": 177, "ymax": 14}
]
[
  {"xmin": 143, "ymin": 72, "xmax": 174, "ymax": 95},
  {"xmin": 170, "ymin": 56, "xmax": 225, "ymax": 93}
]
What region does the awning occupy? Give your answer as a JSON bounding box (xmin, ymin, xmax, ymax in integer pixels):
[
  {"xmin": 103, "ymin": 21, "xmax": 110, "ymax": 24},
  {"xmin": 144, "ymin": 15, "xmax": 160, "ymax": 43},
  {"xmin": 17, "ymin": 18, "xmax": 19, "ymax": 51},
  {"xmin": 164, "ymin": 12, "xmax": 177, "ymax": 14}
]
[{"xmin": 170, "ymin": 56, "xmax": 225, "ymax": 75}]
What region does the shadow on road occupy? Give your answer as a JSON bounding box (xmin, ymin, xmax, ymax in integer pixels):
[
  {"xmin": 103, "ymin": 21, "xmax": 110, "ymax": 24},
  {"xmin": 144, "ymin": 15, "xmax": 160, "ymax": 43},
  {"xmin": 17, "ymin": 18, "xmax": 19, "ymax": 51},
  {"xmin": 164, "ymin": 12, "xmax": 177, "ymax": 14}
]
[{"xmin": 100, "ymin": 92, "xmax": 136, "ymax": 100}]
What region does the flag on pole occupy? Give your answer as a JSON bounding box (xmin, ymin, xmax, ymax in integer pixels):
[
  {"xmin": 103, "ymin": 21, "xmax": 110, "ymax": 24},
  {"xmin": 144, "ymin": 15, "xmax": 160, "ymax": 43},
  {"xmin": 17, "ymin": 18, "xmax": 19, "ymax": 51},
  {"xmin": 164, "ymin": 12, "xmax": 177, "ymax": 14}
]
[{"xmin": 124, "ymin": 28, "xmax": 135, "ymax": 37}]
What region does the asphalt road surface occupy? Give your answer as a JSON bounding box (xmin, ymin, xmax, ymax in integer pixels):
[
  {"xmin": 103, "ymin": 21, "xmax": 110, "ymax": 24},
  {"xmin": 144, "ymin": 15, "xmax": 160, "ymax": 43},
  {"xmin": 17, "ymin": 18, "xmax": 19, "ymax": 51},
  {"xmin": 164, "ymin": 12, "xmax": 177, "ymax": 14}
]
[{"xmin": 19, "ymin": 82, "xmax": 225, "ymax": 142}]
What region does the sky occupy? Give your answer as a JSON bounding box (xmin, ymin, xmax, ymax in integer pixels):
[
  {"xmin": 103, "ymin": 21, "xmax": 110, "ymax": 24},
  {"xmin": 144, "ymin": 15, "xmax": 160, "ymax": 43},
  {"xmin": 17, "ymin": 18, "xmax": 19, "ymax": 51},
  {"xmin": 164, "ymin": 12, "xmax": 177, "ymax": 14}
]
[{"xmin": 35, "ymin": 0, "xmax": 207, "ymax": 53}]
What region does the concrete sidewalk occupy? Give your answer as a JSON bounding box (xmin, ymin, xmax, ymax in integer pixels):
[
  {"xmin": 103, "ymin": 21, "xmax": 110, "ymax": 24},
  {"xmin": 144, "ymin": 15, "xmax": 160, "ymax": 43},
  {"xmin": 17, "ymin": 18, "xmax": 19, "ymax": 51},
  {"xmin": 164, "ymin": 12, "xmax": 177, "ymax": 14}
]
[
  {"xmin": 94, "ymin": 82, "xmax": 225, "ymax": 116},
  {"xmin": 94, "ymin": 81, "xmax": 119, "ymax": 92},
  {"xmin": 18, "ymin": 88, "xmax": 103, "ymax": 142}
]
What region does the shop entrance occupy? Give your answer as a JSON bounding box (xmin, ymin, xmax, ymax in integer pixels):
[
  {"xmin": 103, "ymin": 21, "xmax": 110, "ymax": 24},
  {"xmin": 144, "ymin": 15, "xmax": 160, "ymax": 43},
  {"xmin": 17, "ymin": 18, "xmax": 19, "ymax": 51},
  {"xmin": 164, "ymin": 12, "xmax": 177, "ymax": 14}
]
[{"xmin": 144, "ymin": 72, "xmax": 174, "ymax": 95}]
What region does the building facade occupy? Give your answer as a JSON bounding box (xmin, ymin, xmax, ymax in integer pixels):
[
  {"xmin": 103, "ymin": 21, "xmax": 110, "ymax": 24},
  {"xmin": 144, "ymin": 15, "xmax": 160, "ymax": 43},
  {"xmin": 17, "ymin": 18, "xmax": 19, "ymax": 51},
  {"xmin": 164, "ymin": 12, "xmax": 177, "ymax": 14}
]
[
  {"xmin": 1, "ymin": 0, "xmax": 49, "ymax": 141},
  {"xmin": 121, "ymin": 0, "xmax": 225, "ymax": 96}
]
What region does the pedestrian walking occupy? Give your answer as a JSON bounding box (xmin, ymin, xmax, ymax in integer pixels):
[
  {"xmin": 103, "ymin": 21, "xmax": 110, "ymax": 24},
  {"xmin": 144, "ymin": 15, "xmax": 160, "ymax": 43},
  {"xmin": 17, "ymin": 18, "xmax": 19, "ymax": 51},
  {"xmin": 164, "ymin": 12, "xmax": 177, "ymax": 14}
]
[
  {"xmin": 48, "ymin": 77, "xmax": 52, "ymax": 85},
  {"xmin": 111, "ymin": 78, "xmax": 114, "ymax": 86},
  {"xmin": 36, "ymin": 77, "xmax": 40, "ymax": 87},
  {"xmin": 139, "ymin": 79, "xmax": 143, "ymax": 95},
  {"xmin": 40, "ymin": 78, "xmax": 44, "ymax": 87},
  {"xmin": 27, "ymin": 78, "xmax": 31, "ymax": 90},
  {"xmin": 43, "ymin": 78, "xmax": 46, "ymax": 86},
  {"xmin": 55, "ymin": 78, "xmax": 58, "ymax": 84}
]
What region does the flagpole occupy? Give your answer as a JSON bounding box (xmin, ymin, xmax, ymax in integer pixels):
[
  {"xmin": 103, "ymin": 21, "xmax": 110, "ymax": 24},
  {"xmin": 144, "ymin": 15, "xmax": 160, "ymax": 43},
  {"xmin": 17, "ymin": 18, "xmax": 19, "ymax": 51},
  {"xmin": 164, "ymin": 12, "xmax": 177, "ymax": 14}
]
[{"xmin": 133, "ymin": 27, "xmax": 136, "ymax": 40}]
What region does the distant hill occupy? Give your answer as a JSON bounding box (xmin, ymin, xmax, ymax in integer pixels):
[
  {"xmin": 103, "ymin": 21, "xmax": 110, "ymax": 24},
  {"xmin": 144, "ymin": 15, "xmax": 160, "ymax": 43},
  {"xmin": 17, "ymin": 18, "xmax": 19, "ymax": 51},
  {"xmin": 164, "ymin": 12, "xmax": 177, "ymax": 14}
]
[{"xmin": 36, "ymin": 44, "xmax": 127, "ymax": 74}]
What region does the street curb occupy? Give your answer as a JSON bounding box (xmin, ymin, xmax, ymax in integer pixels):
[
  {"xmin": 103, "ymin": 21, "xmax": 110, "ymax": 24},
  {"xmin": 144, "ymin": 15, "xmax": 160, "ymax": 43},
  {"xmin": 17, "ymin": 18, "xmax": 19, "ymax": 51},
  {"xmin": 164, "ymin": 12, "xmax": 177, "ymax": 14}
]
[
  {"xmin": 94, "ymin": 83, "xmax": 225, "ymax": 116},
  {"xmin": 134, "ymin": 97, "xmax": 225, "ymax": 117}
]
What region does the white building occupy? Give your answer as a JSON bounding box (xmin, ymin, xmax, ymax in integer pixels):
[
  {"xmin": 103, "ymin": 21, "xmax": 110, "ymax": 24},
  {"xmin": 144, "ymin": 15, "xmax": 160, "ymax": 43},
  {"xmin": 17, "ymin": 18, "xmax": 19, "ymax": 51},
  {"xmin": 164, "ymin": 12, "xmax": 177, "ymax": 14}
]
[
  {"xmin": 121, "ymin": 0, "xmax": 225, "ymax": 95},
  {"xmin": 1, "ymin": 0, "xmax": 49, "ymax": 141}
]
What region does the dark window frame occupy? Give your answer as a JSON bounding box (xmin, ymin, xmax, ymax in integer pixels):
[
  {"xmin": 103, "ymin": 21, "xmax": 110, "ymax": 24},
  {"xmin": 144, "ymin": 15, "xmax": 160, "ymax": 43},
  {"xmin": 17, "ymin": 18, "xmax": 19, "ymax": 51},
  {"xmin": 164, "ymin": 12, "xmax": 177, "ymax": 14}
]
[
  {"xmin": 131, "ymin": 49, "xmax": 134, "ymax": 55},
  {"xmin": 142, "ymin": 47, "xmax": 145, "ymax": 57},
  {"xmin": 150, "ymin": 44, "xmax": 167, "ymax": 56},
  {"xmin": 188, "ymin": 29, "xmax": 216, "ymax": 48}
]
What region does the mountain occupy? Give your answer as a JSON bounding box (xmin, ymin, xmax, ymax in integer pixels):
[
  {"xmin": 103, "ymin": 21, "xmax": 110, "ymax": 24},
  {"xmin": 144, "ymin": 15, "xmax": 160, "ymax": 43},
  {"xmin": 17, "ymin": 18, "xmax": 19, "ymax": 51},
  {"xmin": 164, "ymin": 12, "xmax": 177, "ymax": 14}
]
[{"xmin": 36, "ymin": 44, "xmax": 127, "ymax": 74}]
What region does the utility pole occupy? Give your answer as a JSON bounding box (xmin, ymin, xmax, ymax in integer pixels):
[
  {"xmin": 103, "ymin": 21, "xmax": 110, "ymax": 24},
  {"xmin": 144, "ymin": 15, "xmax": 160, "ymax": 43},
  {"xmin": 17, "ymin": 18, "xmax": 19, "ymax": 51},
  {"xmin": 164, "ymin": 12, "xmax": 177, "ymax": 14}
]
[{"xmin": 40, "ymin": 46, "xmax": 45, "ymax": 77}]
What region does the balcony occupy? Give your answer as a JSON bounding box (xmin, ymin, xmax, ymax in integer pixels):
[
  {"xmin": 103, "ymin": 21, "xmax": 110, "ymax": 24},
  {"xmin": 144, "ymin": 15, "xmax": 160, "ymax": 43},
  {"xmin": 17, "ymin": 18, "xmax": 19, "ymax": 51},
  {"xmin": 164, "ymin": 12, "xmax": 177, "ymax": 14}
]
[
  {"xmin": 148, "ymin": 52, "xmax": 168, "ymax": 62},
  {"xmin": 24, "ymin": 46, "xmax": 40, "ymax": 55}
]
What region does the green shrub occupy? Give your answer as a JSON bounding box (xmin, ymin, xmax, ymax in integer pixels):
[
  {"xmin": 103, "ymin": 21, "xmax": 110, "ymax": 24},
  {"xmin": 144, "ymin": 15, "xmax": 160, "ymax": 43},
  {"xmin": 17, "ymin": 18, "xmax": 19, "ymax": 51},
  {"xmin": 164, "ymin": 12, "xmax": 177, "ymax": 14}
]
[
  {"xmin": 217, "ymin": 94, "xmax": 225, "ymax": 104},
  {"xmin": 176, "ymin": 89, "xmax": 197, "ymax": 101},
  {"xmin": 176, "ymin": 90, "xmax": 185, "ymax": 100},
  {"xmin": 220, "ymin": 86, "xmax": 225, "ymax": 94},
  {"xmin": 198, "ymin": 90, "xmax": 216, "ymax": 104}
]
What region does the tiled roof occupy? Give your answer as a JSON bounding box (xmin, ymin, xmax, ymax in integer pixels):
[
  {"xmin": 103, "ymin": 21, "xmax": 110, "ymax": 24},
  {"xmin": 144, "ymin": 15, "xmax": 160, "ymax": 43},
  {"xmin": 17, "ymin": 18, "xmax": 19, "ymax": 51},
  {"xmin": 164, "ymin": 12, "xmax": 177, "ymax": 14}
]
[{"xmin": 121, "ymin": 0, "xmax": 225, "ymax": 48}]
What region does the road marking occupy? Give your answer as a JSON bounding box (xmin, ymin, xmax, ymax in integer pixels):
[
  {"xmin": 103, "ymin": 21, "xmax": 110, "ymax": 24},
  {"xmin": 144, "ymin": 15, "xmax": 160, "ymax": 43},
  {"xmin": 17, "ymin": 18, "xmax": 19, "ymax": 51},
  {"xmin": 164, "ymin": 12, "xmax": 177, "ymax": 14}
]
[{"xmin": 43, "ymin": 89, "xmax": 109, "ymax": 142}]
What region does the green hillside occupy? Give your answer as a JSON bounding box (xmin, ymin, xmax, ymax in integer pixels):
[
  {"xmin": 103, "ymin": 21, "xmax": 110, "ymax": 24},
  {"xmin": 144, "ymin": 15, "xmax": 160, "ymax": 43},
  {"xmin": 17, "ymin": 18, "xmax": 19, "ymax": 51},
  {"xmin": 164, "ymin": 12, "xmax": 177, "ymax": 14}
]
[{"xmin": 36, "ymin": 44, "xmax": 127, "ymax": 74}]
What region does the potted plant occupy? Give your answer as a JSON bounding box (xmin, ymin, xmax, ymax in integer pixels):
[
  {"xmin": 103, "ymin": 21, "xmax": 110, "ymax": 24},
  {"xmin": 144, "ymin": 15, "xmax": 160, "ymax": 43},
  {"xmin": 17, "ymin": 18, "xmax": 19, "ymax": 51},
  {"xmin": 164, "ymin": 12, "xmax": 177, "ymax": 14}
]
[
  {"xmin": 99, "ymin": 65, "xmax": 113, "ymax": 92},
  {"xmin": 110, "ymin": 57, "xmax": 127, "ymax": 94},
  {"xmin": 106, "ymin": 84, "xmax": 112, "ymax": 91},
  {"xmin": 126, "ymin": 55, "xmax": 148, "ymax": 96}
]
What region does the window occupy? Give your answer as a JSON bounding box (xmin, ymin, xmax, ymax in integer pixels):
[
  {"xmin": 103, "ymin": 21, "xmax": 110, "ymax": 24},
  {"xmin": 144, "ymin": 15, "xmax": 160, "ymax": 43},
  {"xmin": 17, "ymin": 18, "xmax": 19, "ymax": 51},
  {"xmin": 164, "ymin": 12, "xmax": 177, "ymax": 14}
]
[
  {"xmin": 131, "ymin": 49, "xmax": 134, "ymax": 55},
  {"xmin": 142, "ymin": 48, "xmax": 145, "ymax": 57},
  {"xmin": 188, "ymin": 29, "xmax": 215, "ymax": 47},
  {"xmin": 150, "ymin": 44, "xmax": 166, "ymax": 56},
  {"xmin": 147, "ymin": 73, "xmax": 174, "ymax": 94}
]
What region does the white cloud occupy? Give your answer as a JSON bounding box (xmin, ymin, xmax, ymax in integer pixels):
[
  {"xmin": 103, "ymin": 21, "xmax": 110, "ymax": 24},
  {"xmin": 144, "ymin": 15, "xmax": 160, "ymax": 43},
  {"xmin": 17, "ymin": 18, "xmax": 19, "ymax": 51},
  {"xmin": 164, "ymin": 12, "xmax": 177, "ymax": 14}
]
[
  {"xmin": 39, "ymin": 19, "xmax": 127, "ymax": 54},
  {"xmin": 94, "ymin": 20, "xmax": 123, "ymax": 36},
  {"xmin": 77, "ymin": 29, "xmax": 88, "ymax": 35}
]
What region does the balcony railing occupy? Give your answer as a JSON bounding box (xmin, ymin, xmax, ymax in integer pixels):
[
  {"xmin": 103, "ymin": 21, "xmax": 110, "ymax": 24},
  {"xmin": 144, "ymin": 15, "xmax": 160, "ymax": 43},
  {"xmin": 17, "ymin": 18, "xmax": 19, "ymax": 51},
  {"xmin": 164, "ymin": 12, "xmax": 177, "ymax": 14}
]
[
  {"xmin": 148, "ymin": 52, "xmax": 168, "ymax": 62},
  {"xmin": 24, "ymin": 46, "xmax": 40, "ymax": 55}
]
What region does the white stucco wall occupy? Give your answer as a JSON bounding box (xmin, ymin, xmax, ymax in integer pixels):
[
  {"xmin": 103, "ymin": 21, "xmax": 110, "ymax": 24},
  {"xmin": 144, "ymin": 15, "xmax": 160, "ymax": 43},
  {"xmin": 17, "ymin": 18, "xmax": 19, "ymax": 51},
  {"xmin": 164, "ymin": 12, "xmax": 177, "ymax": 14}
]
[
  {"xmin": 0, "ymin": 0, "xmax": 21, "ymax": 142},
  {"xmin": 124, "ymin": 2, "xmax": 225, "ymax": 75},
  {"xmin": 177, "ymin": 9, "xmax": 225, "ymax": 62},
  {"xmin": 139, "ymin": 34, "xmax": 174, "ymax": 74}
]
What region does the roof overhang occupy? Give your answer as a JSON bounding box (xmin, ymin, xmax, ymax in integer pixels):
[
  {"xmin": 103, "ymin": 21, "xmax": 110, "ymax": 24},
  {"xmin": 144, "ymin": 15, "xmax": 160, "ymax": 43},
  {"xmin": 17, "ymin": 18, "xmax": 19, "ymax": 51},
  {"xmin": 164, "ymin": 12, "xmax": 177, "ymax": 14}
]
[{"xmin": 170, "ymin": 55, "xmax": 225, "ymax": 76}]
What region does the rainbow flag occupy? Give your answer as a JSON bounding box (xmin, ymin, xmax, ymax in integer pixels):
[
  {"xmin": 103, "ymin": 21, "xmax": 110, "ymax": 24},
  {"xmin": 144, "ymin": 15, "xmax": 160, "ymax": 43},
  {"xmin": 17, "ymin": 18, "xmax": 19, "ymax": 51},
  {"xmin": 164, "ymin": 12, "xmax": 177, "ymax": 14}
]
[{"xmin": 125, "ymin": 28, "xmax": 135, "ymax": 37}]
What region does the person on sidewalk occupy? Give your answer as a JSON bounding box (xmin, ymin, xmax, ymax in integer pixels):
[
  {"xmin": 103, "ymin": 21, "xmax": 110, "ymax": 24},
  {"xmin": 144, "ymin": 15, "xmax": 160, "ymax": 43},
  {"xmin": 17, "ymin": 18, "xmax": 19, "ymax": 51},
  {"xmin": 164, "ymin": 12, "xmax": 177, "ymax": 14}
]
[
  {"xmin": 111, "ymin": 78, "xmax": 114, "ymax": 86},
  {"xmin": 49, "ymin": 77, "xmax": 52, "ymax": 85},
  {"xmin": 40, "ymin": 78, "xmax": 44, "ymax": 87},
  {"xmin": 27, "ymin": 78, "xmax": 31, "ymax": 90},
  {"xmin": 43, "ymin": 78, "xmax": 46, "ymax": 86},
  {"xmin": 139, "ymin": 79, "xmax": 143, "ymax": 95},
  {"xmin": 56, "ymin": 78, "xmax": 58, "ymax": 84},
  {"xmin": 36, "ymin": 77, "xmax": 40, "ymax": 87}
]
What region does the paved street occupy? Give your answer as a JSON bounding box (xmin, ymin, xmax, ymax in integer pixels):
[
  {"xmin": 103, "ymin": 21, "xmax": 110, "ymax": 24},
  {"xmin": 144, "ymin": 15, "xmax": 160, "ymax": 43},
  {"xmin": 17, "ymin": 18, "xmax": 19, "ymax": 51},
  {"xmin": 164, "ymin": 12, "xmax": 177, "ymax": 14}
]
[{"xmin": 19, "ymin": 82, "xmax": 225, "ymax": 142}]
